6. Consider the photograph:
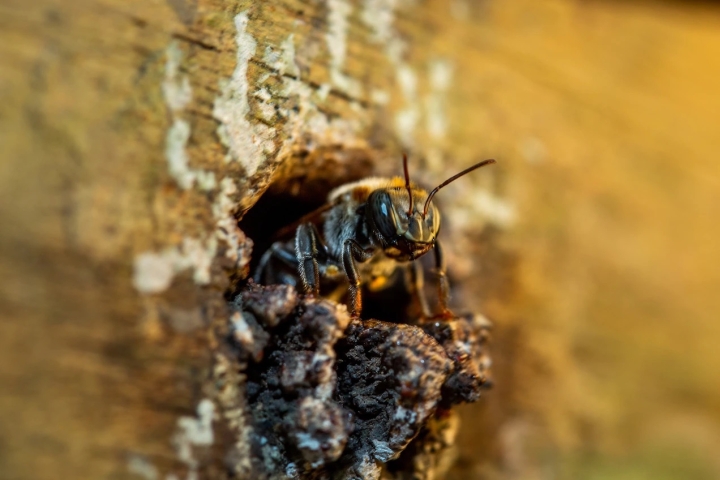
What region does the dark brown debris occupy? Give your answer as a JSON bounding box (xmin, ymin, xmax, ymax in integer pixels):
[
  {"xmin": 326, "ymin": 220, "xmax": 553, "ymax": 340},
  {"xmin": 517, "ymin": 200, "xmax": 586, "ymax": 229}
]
[{"xmin": 222, "ymin": 283, "xmax": 492, "ymax": 479}]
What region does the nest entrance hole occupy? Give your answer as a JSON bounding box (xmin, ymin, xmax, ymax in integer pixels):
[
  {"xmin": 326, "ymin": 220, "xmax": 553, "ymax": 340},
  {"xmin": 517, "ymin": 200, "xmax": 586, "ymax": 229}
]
[
  {"xmin": 239, "ymin": 147, "xmax": 375, "ymax": 278},
  {"xmin": 238, "ymin": 148, "xmax": 423, "ymax": 322}
]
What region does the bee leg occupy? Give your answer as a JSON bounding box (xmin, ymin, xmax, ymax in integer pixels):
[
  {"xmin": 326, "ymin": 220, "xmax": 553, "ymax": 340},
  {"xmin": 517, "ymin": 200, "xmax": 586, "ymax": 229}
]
[
  {"xmin": 253, "ymin": 247, "xmax": 275, "ymax": 283},
  {"xmin": 295, "ymin": 223, "xmax": 327, "ymax": 296},
  {"xmin": 409, "ymin": 261, "xmax": 431, "ymax": 319},
  {"xmin": 433, "ymin": 240, "xmax": 452, "ymax": 317},
  {"xmin": 253, "ymin": 241, "xmax": 301, "ymax": 286},
  {"xmin": 342, "ymin": 239, "xmax": 374, "ymax": 318}
]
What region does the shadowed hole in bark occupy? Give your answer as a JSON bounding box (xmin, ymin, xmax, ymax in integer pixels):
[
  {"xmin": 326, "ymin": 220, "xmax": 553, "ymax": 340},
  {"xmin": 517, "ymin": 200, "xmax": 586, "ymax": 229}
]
[
  {"xmin": 239, "ymin": 147, "xmax": 375, "ymax": 276},
  {"xmin": 240, "ymin": 183, "xmax": 416, "ymax": 323},
  {"xmin": 238, "ymin": 147, "xmax": 415, "ymax": 323}
]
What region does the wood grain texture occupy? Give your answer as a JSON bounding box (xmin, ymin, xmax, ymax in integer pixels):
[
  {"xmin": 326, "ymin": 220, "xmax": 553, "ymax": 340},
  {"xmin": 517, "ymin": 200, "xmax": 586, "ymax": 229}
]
[{"xmin": 1, "ymin": 0, "xmax": 719, "ymax": 479}]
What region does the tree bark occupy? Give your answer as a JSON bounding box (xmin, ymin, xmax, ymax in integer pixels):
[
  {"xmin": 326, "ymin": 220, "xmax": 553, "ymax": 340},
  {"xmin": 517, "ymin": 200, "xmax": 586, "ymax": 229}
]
[{"xmin": 2, "ymin": 0, "xmax": 720, "ymax": 479}]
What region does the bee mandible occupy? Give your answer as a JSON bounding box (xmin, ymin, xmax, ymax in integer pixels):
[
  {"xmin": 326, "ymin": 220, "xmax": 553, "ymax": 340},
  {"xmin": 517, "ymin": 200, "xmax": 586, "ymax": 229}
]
[{"xmin": 254, "ymin": 155, "xmax": 496, "ymax": 318}]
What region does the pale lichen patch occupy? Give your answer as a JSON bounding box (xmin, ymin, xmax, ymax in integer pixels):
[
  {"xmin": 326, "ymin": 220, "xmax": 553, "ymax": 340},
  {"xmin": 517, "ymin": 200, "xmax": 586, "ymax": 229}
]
[
  {"xmin": 165, "ymin": 119, "xmax": 195, "ymax": 190},
  {"xmin": 163, "ymin": 42, "xmax": 216, "ymax": 192},
  {"xmin": 326, "ymin": 0, "xmax": 362, "ymax": 97},
  {"xmin": 253, "ymin": 87, "xmax": 276, "ymax": 121},
  {"xmin": 448, "ymin": 188, "xmax": 517, "ymax": 230},
  {"xmin": 472, "ymin": 191, "xmax": 517, "ymax": 227},
  {"xmin": 362, "ymin": 0, "xmax": 398, "ymax": 44},
  {"xmin": 172, "ymin": 398, "xmax": 216, "ymax": 474},
  {"xmin": 133, "ymin": 251, "xmax": 177, "ymax": 294},
  {"xmin": 213, "ymin": 12, "xmax": 276, "ymax": 177},
  {"xmin": 316, "ymin": 83, "xmax": 332, "ymax": 101},
  {"xmin": 132, "ymin": 238, "xmax": 216, "ymax": 294},
  {"xmin": 394, "ymin": 65, "xmax": 420, "ymax": 147},
  {"xmin": 425, "ymin": 59, "xmax": 453, "ymax": 141},
  {"xmin": 264, "ymin": 34, "xmax": 300, "ymax": 78},
  {"xmin": 213, "ymin": 177, "xmax": 252, "ymax": 268},
  {"xmin": 370, "ymin": 89, "xmax": 389, "ymax": 105},
  {"xmin": 360, "ymin": 0, "xmax": 420, "ymax": 147},
  {"xmin": 163, "ymin": 42, "xmax": 192, "ymax": 113}
]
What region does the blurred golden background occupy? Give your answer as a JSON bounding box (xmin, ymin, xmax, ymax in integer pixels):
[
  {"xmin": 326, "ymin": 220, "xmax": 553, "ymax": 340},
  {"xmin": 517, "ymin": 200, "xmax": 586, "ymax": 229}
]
[
  {"xmin": 1, "ymin": 0, "xmax": 719, "ymax": 479},
  {"xmin": 447, "ymin": 2, "xmax": 720, "ymax": 478}
]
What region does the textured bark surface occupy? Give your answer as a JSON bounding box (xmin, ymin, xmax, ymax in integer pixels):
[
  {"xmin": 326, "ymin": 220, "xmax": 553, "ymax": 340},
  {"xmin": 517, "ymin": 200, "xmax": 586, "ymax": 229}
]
[{"xmin": 2, "ymin": 0, "xmax": 720, "ymax": 479}]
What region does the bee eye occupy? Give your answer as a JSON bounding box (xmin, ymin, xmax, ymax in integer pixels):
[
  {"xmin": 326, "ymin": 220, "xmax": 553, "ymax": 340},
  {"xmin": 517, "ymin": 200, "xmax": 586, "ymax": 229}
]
[{"xmin": 369, "ymin": 191, "xmax": 403, "ymax": 239}]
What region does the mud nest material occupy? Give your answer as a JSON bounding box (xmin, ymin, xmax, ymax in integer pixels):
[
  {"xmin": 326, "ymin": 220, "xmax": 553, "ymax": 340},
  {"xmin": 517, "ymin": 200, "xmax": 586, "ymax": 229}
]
[{"xmin": 225, "ymin": 282, "xmax": 491, "ymax": 479}]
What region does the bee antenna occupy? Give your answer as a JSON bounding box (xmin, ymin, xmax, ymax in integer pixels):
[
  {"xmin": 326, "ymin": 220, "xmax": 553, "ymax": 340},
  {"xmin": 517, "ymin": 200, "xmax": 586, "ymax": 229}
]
[
  {"xmin": 423, "ymin": 159, "xmax": 497, "ymax": 217},
  {"xmin": 403, "ymin": 153, "xmax": 414, "ymax": 216}
]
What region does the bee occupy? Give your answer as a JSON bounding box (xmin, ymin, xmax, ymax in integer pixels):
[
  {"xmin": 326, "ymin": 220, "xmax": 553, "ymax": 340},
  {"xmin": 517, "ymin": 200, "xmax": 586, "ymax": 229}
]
[{"xmin": 254, "ymin": 155, "xmax": 496, "ymax": 318}]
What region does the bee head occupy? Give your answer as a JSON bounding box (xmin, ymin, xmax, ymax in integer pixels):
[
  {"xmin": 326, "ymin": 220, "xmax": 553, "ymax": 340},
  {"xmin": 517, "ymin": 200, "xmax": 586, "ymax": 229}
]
[
  {"xmin": 367, "ymin": 155, "xmax": 496, "ymax": 261},
  {"xmin": 367, "ymin": 188, "xmax": 439, "ymax": 260}
]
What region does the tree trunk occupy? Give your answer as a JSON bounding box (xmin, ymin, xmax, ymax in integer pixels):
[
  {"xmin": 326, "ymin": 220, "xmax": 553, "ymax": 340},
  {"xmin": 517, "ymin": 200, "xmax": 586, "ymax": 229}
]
[{"xmin": 2, "ymin": 0, "xmax": 719, "ymax": 479}]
